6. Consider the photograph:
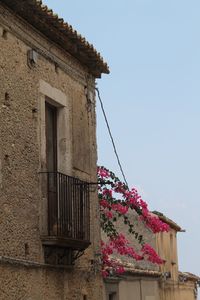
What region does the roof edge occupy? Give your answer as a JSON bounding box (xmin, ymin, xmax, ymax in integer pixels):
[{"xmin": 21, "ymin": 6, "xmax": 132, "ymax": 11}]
[
  {"xmin": 1, "ymin": 0, "xmax": 109, "ymax": 78},
  {"xmin": 152, "ymin": 211, "xmax": 183, "ymax": 232}
]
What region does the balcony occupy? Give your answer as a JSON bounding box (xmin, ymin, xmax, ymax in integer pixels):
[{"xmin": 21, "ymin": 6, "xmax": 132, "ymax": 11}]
[{"xmin": 41, "ymin": 172, "xmax": 91, "ymax": 259}]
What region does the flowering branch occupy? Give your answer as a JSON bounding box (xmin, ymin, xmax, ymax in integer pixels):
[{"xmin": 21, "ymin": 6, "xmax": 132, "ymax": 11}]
[{"xmin": 98, "ymin": 166, "xmax": 169, "ymax": 277}]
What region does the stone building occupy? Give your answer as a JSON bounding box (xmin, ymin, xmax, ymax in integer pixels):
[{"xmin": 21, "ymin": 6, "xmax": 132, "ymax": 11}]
[
  {"xmin": 155, "ymin": 212, "xmax": 200, "ymax": 300},
  {"xmin": 103, "ymin": 211, "xmax": 200, "ymax": 300},
  {"xmin": 0, "ymin": 1, "xmax": 109, "ymax": 299},
  {"xmin": 103, "ymin": 210, "xmax": 161, "ymax": 300}
]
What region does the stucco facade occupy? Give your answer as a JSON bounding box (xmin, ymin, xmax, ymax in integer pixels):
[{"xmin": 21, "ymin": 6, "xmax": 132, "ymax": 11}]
[
  {"xmin": 155, "ymin": 213, "xmax": 200, "ymax": 300},
  {"xmin": 0, "ymin": 1, "xmax": 108, "ymax": 299},
  {"xmin": 104, "ymin": 272, "xmax": 160, "ymax": 300}
]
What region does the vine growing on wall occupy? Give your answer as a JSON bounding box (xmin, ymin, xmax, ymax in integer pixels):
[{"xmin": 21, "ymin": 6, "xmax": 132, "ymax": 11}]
[{"xmin": 98, "ymin": 166, "xmax": 169, "ymax": 277}]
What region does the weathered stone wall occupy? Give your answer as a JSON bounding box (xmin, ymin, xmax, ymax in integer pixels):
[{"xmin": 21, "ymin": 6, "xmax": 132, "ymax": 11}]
[
  {"xmin": 102, "ymin": 210, "xmax": 159, "ymax": 271},
  {"xmin": 0, "ymin": 3, "xmax": 102, "ymax": 299}
]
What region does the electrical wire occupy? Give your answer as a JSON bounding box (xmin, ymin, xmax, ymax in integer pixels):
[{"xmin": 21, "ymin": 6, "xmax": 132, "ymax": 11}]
[{"xmin": 95, "ymin": 87, "xmax": 129, "ymax": 188}]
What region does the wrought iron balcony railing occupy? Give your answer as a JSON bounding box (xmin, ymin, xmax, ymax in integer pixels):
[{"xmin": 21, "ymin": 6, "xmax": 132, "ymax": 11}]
[{"xmin": 41, "ymin": 172, "xmax": 90, "ymax": 251}]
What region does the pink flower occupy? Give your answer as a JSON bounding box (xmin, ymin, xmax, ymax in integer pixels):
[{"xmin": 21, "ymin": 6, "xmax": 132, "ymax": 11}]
[
  {"xmin": 105, "ymin": 211, "xmax": 113, "ymax": 219},
  {"xmin": 116, "ymin": 266, "xmax": 125, "ymax": 274},
  {"xmin": 98, "ymin": 166, "xmax": 168, "ymax": 277},
  {"xmin": 102, "ymin": 270, "xmax": 109, "ymax": 278},
  {"xmin": 99, "ymin": 199, "xmax": 111, "ymax": 208},
  {"xmin": 117, "ymin": 204, "xmax": 128, "ymax": 215},
  {"xmin": 98, "ymin": 167, "xmax": 110, "ymax": 178},
  {"xmin": 102, "ymin": 189, "xmax": 113, "ymax": 198},
  {"xmin": 111, "ymin": 203, "xmax": 128, "ymax": 215},
  {"xmin": 140, "ymin": 214, "xmax": 169, "ymax": 233},
  {"xmin": 141, "ymin": 244, "xmax": 164, "ymax": 264}
]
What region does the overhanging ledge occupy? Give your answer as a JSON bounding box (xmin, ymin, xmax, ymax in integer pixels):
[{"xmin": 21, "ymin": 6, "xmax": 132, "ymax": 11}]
[
  {"xmin": 41, "ymin": 236, "xmax": 91, "ymax": 251},
  {"xmin": 1, "ymin": 0, "xmax": 110, "ymax": 78}
]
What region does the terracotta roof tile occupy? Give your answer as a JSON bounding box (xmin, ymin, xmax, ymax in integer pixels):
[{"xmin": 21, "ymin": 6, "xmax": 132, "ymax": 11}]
[
  {"xmin": 124, "ymin": 265, "xmax": 161, "ymax": 277},
  {"xmin": 1, "ymin": 0, "xmax": 109, "ymax": 77}
]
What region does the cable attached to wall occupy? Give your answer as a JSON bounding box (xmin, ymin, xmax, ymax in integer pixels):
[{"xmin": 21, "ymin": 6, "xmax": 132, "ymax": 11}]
[{"xmin": 95, "ymin": 87, "xmax": 129, "ymax": 188}]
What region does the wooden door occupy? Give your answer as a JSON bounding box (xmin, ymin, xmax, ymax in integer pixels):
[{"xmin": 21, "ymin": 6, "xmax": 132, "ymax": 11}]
[
  {"xmin": 45, "ymin": 102, "xmax": 57, "ymax": 173},
  {"xmin": 45, "ymin": 101, "xmax": 58, "ymax": 235}
]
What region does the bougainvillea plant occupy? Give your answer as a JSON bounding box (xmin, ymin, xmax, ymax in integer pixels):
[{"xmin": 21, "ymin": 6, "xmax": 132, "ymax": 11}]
[{"xmin": 97, "ymin": 166, "xmax": 170, "ymax": 278}]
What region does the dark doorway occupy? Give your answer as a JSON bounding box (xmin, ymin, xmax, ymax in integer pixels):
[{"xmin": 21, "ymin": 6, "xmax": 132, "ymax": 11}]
[
  {"xmin": 109, "ymin": 292, "xmax": 117, "ymax": 300},
  {"xmin": 45, "ymin": 101, "xmax": 57, "ymax": 172},
  {"xmin": 45, "ymin": 101, "xmax": 58, "ymax": 235}
]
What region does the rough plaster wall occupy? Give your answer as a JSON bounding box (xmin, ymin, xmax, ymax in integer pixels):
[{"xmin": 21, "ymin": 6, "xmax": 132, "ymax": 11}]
[
  {"xmin": 72, "ymin": 89, "xmax": 91, "ymax": 174},
  {"xmin": 0, "ymin": 265, "xmax": 66, "ymax": 300},
  {"xmin": 102, "ymin": 211, "xmax": 159, "ymax": 271},
  {"xmin": 0, "ymin": 4, "xmax": 103, "ymax": 300},
  {"xmin": 0, "ymin": 21, "xmax": 41, "ymax": 260}
]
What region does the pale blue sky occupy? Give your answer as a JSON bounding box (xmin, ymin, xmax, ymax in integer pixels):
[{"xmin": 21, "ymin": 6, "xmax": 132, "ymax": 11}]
[{"xmin": 44, "ymin": 0, "xmax": 200, "ymax": 277}]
